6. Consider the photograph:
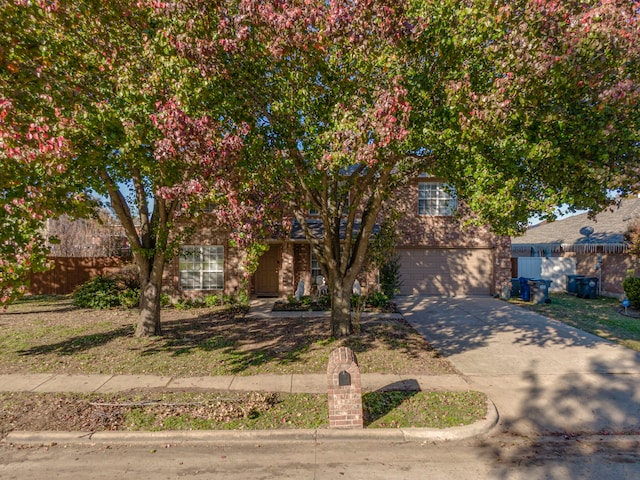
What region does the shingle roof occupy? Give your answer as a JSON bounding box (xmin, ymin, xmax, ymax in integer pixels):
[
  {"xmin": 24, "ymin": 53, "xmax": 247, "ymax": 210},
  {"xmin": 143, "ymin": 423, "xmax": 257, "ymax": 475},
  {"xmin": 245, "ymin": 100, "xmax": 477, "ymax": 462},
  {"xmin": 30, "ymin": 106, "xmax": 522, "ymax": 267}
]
[
  {"xmin": 289, "ymin": 219, "xmax": 380, "ymax": 241},
  {"xmin": 512, "ymin": 195, "xmax": 640, "ymax": 254}
]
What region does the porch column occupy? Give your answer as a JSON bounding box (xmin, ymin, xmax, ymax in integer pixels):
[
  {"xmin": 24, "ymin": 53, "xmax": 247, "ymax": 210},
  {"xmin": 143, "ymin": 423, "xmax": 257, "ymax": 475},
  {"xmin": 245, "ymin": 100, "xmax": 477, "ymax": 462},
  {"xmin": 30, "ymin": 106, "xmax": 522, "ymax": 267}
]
[
  {"xmin": 494, "ymin": 237, "xmax": 513, "ymax": 298},
  {"xmin": 280, "ymin": 241, "xmax": 295, "ymax": 296}
]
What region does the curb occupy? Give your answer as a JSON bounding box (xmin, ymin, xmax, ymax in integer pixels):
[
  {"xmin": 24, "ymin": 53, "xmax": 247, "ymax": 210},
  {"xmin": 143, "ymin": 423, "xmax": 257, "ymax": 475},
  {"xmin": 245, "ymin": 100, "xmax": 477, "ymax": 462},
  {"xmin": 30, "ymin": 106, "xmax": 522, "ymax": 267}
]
[{"xmin": 2, "ymin": 399, "xmax": 498, "ymax": 446}]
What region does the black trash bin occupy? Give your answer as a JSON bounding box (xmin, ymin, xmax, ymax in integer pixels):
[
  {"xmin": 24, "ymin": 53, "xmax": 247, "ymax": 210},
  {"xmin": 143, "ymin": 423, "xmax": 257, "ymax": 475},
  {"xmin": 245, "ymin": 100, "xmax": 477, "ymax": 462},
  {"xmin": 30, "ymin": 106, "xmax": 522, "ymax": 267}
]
[
  {"xmin": 576, "ymin": 277, "xmax": 599, "ymax": 299},
  {"xmin": 528, "ymin": 278, "xmax": 552, "ymax": 304},
  {"xmin": 511, "ymin": 278, "xmax": 521, "ymax": 298},
  {"xmin": 518, "ymin": 277, "xmax": 531, "ymax": 302},
  {"xmin": 566, "ymin": 274, "xmax": 585, "ymax": 295}
]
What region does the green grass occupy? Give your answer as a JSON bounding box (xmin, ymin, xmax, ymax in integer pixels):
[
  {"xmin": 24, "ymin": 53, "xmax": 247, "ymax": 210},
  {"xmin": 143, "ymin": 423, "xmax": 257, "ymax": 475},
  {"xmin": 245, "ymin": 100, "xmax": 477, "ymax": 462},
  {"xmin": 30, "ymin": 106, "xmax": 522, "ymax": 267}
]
[
  {"xmin": 0, "ymin": 391, "xmax": 488, "ymax": 432},
  {"xmin": 363, "ymin": 391, "xmax": 487, "ymax": 429},
  {"xmin": 511, "ymin": 293, "xmax": 640, "ymax": 351}
]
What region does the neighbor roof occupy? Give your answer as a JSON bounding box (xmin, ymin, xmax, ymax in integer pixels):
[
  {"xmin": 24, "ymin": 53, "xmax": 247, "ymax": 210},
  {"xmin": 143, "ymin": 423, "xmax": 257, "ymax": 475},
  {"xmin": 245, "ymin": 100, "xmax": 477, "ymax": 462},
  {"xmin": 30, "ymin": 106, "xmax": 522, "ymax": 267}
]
[{"xmin": 512, "ymin": 195, "xmax": 640, "ymax": 254}]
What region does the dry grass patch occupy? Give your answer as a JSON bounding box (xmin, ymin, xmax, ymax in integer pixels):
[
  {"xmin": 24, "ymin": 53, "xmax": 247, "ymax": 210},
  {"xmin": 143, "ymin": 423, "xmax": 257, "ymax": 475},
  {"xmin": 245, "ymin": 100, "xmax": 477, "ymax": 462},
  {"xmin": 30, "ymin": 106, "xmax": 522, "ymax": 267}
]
[{"xmin": 0, "ymin": 296, "xmax": 456, "ymax": 376}]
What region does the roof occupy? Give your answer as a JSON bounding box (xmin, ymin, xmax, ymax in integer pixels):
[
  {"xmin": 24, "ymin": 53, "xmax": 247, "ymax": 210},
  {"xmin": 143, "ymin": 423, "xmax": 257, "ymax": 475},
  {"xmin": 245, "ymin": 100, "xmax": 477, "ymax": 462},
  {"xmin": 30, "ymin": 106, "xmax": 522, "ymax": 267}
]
[
  {"xmin": 511, "ymin": 195, "xmax": 640, "ymax": 254},
  {"xmin": 289, "ymin": 219, "xmax": 380, "ymax": 241}
]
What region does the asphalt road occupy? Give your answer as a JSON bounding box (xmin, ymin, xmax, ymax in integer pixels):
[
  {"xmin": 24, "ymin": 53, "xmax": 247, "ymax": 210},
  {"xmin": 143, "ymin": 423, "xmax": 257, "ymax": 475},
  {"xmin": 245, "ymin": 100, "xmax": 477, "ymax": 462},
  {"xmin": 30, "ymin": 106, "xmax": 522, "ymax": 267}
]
[{"xmin": 2, "ymin": 434, "xmax": 640, "ymax": 479}]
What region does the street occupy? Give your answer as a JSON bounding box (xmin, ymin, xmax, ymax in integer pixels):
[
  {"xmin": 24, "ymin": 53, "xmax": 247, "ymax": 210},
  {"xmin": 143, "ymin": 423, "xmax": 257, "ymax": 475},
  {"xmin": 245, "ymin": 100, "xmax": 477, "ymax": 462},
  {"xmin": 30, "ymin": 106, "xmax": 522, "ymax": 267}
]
[{"xmin": 2, "ymin": 433, "xmax": 640, "ymax": 479}]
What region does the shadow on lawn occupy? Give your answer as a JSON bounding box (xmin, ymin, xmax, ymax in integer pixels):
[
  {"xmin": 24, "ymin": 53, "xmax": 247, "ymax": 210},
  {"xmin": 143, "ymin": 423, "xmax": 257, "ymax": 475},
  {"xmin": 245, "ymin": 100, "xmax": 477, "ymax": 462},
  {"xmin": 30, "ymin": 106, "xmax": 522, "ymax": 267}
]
[
  {"xmin": 150, "ymin": 313, "xmax": 434, "ymax": 374},
  {"xmin": 363, "ymin": 379, "xmax": 421, "ymax": 426},
  {"xmin": 15, "ymin": 306, "xmax": 433, "ymax": 375},
  {"xmin": 18, "ymin": 325, "xmax": 134, "ymax": 356},
  {"xmin": 133, "ymin": 310, "xmax": 330, "ymax": 373}
]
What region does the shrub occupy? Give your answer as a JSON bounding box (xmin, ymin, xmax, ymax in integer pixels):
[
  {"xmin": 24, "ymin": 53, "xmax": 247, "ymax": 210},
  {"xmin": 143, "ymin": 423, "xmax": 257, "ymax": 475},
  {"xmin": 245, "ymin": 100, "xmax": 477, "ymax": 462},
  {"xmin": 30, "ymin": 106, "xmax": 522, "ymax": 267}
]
[
  {"xmin": 205, "ymin": 294, "xmax": 222, "ymax": 308},
  {"xmin": 236, "ymin": 289, "xmax": 250, "ymax": 307},
  {"xmin": 73, "ymin": 276, "xmax": 121, "ymax": 309},
  {"xmin": 118, "ymin": 288, "xmax": 140, "ymax": 309},
  {"xmin": 351, "ymin": 293, "xmax": 365, "ymax": 309},
  {"xmin": 300, "ymin": 295, "xmax": 313, "ymax": 308},
  {"xmin": 367, "ymin": 291, "xmax": 389, "ymax": 309},
  {"xmin": 160, "ymin": 293, "xmax": 172, "ymax": 308},
  {"xmin": 379, "ymin": 254, "xmax": 403, "ymax": 298},
  {"xmin": 175, "ymin": 297, "xmax": 206, "ymax": 310},
  {"xmin": 623, "ymin": 277, "xmax": 640, "ymax": 309},
  {"xmin": 116, "ymin": 264, "xmax": 140, "ymax": 291},
  {"xmin": 221, "ymin": 293, "xmax": 235, "ymax": 305}
]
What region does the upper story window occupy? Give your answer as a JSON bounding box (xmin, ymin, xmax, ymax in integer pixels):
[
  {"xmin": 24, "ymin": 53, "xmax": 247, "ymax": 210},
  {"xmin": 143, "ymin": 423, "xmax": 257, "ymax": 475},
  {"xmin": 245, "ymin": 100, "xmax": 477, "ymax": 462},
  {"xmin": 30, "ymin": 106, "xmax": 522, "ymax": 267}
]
[{"xmin": 418, "ymin": 182, "xmax": 457, "ymax": 216}]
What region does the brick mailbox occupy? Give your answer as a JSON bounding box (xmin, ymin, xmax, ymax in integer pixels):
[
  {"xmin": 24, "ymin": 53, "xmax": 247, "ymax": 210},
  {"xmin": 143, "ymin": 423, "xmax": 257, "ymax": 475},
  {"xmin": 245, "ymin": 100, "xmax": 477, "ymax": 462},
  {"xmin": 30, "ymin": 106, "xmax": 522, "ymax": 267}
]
[{"xmin": 327, "ymin": 346, "xmax": 363, "ymax": 429}]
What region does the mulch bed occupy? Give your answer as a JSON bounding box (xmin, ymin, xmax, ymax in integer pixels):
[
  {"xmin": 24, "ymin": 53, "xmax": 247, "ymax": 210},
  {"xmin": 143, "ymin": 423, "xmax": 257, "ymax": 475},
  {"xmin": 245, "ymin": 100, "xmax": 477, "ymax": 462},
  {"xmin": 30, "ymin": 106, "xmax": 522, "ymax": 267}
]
[
  {"xmin": 617, "ymin": 306, "xmax": 640, "ymax": 319},
  {"xmin": 272, "ymin": 300, "xmax": 399, "ymax": 314}
]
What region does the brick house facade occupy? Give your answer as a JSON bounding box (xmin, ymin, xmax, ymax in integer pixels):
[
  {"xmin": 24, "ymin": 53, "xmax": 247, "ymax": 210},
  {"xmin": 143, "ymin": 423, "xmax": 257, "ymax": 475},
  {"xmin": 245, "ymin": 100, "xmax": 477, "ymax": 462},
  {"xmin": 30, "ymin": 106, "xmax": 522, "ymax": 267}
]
[{"xmin": 164, "ymin": 176, "xmax": 512, "ymax": 299}]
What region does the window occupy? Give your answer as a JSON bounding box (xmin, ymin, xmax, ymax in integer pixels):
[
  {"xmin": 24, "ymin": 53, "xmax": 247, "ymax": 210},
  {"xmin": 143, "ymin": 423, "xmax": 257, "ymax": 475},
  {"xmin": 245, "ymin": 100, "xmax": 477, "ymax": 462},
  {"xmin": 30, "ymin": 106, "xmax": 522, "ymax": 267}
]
[
  {"xmin": 418, "ymin": 182, "xmax": 457, "ymax": 216},
  {"xmin": 311, "ymin": 251, "xmax": 322, "ymax": 282},
  {"xmin": 179, "ymin": 246, "xmax": 224, "ymax": 290}
]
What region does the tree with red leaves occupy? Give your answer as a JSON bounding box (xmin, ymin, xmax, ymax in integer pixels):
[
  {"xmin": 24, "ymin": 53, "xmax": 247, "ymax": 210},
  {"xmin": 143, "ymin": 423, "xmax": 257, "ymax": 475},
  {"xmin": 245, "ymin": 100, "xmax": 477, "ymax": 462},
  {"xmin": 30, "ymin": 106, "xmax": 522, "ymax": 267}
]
[
  {"xmin": 0, "ymin": 1, "xmax": 260, "ymax": 336},
  {"xmin": 3, "ymin": 0, "xmax": 638, "ymax": 338},
  {"xmin": 168, "ymin": 0, "xmax": 639, "ymax": 336}
]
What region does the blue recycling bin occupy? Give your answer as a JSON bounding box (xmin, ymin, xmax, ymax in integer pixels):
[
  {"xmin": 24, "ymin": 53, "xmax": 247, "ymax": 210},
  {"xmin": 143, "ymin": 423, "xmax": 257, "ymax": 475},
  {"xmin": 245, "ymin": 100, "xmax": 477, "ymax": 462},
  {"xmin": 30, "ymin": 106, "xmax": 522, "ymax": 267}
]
[{"xmin": 518, "ymin": 277, "xmax": 531, "ymax": 302}]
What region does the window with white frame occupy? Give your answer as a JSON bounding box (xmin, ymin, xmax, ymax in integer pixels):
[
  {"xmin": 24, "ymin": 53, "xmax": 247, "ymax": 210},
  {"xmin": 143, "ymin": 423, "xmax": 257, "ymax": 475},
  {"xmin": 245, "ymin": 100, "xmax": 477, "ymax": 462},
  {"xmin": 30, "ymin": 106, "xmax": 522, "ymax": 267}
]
[
  {"xmin": 179, "ymin": 245, "xmax": 224, "ymax": 290},
  {"xmin": 418, "ymin": 182, "xmax": 457, "ymax": 216},
  {"xmin": 311, "ymin": 251, "xmax": 323, "ymax": 282}
]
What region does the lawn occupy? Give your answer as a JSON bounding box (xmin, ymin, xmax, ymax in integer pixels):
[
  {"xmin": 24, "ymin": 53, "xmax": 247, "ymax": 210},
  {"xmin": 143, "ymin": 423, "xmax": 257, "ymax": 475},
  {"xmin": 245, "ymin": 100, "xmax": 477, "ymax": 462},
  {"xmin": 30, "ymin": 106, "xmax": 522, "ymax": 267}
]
[
  {"xmin": 510, "ymin": 293, "xmax": 640, "ymax": 352},
  {"xmin": 0, "ymin": 295, "xmax": 487, "ymax": 433},
  {"xmin": 0, "ymin": 295, "xmax": 455, "ymax": 376}
]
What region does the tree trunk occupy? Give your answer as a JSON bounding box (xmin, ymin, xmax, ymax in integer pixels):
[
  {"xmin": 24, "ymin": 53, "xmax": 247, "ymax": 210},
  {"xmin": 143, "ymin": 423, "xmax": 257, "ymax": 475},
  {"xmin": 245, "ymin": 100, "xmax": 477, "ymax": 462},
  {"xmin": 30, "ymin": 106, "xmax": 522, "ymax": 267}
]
[
  {"xmin": 136, "ymin": 281, "xmax": 161, "ymax": 337},
  {"xmin": 134, "ymin": 255, "xmax": 165, "ymax": 337},
  {"xmin": 330, "ymin": 280, "xmax": 353, "ymax": 337}
]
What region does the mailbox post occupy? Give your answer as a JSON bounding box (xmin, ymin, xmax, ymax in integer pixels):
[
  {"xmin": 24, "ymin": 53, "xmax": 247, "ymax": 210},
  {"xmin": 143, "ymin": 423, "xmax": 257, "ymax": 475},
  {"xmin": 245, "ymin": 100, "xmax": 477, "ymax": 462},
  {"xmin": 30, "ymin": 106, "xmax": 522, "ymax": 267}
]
[{"xmin": 327, "ymin": 346, "xmax": 363, "ymax": 429}]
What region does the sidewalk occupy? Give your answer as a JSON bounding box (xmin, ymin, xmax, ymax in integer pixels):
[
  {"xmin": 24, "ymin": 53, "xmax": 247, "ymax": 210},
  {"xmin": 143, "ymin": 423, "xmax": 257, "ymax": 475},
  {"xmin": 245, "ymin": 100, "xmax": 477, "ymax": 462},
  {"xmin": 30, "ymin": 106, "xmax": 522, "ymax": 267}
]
[{"xmin": 0, "ymin": 372, "xmax": 469, "ymax": 395}]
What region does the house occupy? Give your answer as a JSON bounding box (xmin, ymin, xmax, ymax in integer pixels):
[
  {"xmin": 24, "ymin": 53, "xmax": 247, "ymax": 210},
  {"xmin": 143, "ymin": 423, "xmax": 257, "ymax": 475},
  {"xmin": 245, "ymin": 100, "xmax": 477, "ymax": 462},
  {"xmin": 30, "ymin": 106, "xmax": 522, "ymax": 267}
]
[
  {"xmin": 511, "ymin": 195, "xmax": 640, "ymax": 296},
  {"xmin": 164, "ymin": 176, "xmax": 513, "ymax": 299}
]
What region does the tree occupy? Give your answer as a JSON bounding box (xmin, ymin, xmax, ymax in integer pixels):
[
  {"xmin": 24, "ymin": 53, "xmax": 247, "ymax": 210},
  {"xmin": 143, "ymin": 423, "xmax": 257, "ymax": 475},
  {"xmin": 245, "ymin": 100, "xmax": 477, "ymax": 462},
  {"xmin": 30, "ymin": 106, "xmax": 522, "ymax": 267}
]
[
  {"xmin": 1, "ymin": 84, "xmax": 88, "ymax": 306},
  {"xmin": 45, "ymin": 211, "xmax": 128, "ymax": 257},
  {"xmin": 408, "ymin": 0, "xmax": 640, "ymax": 233},
  {"xmin": 171, "ymin": 0, "xmax": 638, "ymax": 336},
  {"xmin": 1, "ymin": 0, "xmax": 258, "ymax": 335}
]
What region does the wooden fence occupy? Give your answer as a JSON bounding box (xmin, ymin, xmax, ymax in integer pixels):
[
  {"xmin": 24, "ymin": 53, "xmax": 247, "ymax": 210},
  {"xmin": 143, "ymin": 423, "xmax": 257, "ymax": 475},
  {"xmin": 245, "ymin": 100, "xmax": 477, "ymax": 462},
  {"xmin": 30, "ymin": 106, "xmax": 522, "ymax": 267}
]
[{"xmin": 29, "ymin": 257, "xmax": 130, "ymax": 295}]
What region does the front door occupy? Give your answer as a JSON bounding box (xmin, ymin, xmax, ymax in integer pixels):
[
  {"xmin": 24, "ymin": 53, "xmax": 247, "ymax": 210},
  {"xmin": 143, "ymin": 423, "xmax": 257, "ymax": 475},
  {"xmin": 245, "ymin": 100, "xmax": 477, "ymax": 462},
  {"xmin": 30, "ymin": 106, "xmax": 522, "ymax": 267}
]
[{"xmin": 254, "ymin": 244, "xmax": 281, "ymax": 296}]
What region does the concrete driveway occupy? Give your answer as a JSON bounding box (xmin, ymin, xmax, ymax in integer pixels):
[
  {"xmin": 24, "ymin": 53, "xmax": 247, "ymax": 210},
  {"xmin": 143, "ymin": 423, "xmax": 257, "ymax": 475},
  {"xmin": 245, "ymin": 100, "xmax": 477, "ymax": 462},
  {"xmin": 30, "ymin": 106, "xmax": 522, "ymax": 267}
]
[{"xmin": 396, "ymin": 295, "xmax": 640, "ymax": 436}]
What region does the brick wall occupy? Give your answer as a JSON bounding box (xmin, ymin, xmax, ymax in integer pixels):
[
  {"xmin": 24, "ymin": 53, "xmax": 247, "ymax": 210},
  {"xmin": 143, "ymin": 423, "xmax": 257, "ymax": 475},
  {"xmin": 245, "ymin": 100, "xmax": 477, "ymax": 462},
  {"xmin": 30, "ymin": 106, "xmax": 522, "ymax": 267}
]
[
  {"xmin": 389, "ymin": 180, "xmax": 502, "ymax": 248},
  {"xmin": 389, "ymin": 179, "xmax": 513, "ymax": 295},
  {"xmin": 574, "ymin": 252, "xmax": 640, "ymax": 296},
  {"xmin": 165, "ymin": 214, "xmax": 244, "ymax": 296}
]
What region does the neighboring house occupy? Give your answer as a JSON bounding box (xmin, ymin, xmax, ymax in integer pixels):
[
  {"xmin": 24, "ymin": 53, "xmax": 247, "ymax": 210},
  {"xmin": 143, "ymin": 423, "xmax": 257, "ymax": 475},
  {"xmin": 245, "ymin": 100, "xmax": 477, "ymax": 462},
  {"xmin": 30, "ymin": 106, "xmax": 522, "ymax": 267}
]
[
  {"xmin": 511, "ymin": 195, "xmax": 640, "ymax": 296},
  {"xmin": 164, "ymin": 176, "xmax": 512, "ymax": 299}
]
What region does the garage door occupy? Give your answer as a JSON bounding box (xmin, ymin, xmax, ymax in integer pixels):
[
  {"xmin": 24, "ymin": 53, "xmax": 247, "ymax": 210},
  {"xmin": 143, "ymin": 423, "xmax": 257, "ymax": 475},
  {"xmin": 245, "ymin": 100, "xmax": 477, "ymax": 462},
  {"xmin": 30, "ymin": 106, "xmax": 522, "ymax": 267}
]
[{"xmin": 397, "ymin": 248, "xmax": 493, "ymax": 296}]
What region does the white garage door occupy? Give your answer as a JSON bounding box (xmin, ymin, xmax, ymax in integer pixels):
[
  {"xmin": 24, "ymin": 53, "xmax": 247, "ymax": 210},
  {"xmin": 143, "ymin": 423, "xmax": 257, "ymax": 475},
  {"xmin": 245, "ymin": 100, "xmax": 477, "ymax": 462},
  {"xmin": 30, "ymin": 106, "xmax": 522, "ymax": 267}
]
[{"xmin": 398, "ymin": 248, "xmax": 493, "ymax": 296}]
